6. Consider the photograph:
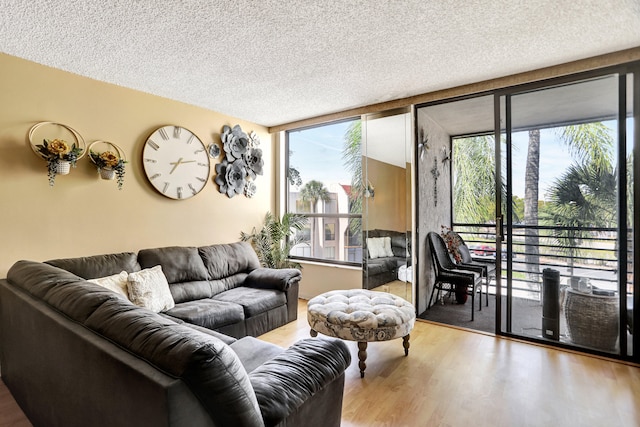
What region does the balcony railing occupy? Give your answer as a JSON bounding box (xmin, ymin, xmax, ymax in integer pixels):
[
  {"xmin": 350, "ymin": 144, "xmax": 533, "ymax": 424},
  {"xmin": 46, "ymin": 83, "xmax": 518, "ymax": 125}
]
[{"xmin": 453, "ymin": 223, "xmax": 630, "ymax": 300}]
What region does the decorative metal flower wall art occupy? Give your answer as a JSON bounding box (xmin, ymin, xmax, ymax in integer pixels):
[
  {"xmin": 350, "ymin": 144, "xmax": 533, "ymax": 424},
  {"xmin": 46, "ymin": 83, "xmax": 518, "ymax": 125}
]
[{"xmin": 214, "ymin": 124, "xmax": 264, "ymax": 198}]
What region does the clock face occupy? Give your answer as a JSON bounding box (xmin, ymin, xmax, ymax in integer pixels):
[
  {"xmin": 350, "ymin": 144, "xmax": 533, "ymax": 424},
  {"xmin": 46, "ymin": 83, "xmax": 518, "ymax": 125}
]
[{"xmin": 142, "ymin": 126, "xmax": 211, "ymax": 200}]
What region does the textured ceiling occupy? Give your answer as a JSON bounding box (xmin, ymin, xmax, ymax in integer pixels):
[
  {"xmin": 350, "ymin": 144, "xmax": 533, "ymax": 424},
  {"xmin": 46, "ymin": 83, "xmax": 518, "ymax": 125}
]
[{"xmin": 1, "ymin": 1, "xmax": 640, "ymax": 127}]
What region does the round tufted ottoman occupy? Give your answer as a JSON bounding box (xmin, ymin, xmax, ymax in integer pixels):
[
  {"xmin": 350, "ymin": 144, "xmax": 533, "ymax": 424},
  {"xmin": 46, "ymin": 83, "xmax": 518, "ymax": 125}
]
[{"xmin": 307, "ymin": 289, "xmax": 415, "ymax": 378}]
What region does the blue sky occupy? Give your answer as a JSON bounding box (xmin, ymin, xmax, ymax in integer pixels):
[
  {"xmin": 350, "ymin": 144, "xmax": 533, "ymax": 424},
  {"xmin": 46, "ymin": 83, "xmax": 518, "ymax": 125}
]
[
  {"xmin": 288, "ymin": 119, "xmax": 628, "ymax": 201},
  {"xmin": 288, "ymin": 121, "xmax": 354, "ymax": 188},
  {"xmin": 511, "ymin": 120, "xmax": 624, "ymax": 200},
  {"xmin": 510, "ymin": 128, "xmax": 575, "ymax": 200}
]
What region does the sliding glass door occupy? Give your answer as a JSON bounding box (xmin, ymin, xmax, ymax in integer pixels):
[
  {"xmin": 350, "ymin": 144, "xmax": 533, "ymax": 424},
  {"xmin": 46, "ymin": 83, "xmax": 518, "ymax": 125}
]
[{"xmin": 497, "ymin": 69, "xmax": 637, "ymax": 358}]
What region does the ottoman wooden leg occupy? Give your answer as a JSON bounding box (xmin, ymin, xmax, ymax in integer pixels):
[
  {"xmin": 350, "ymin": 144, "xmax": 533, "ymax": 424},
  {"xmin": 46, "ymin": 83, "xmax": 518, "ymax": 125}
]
[
  {"xmin": 403, "ymin": 334, "xmax": 410, "ymax": 356},
  {"xmin": 310, "ymin": 329, "xmax": 317, "ymax": 337},
  {"xmin": 357, "ymin": 342, "xmax": 367, "ymax": 378}
]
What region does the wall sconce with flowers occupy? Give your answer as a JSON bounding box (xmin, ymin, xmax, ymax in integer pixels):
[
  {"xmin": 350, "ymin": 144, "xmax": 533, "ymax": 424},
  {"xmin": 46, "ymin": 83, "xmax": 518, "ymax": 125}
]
[
  {"xmin": 214, "ymin": 124, "xmax": 263, "ymax": 198},
  {"xmin": 364, "ymin": 180, "xmax": 375, "ymax": 198},
  {"xmin": 29, "ymin": 121, "xmax": 86, "ymax": 186},
  {"xmin": 88, "ymin": 141, "xmax": 127, "ymax": 190}
]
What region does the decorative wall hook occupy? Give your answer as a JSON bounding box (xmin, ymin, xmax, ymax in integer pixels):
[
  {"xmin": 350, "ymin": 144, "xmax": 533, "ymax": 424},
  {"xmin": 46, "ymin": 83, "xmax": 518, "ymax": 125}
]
[
  {"xmin": 441, "ymin": 146, "xmax": 451, "ymax": 165},
  {"xmin": 418, "ymin": 127, "xmax": 429, "ymax": 161}
]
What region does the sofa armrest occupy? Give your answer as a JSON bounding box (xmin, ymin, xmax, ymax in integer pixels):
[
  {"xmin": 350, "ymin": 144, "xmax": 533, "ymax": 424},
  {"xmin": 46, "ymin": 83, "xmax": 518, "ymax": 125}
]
[
  {"xmin": 244, "ymin": 267, "xmax": 301, "ymax": 291},
  {"xmin": 249, "ymin": 338, "xmax": 351, "ymax": 426}
]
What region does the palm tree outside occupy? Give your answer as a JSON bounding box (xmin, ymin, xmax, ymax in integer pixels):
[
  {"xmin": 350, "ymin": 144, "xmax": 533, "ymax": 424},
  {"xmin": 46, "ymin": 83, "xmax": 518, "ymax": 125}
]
[
  {"xmin": 524, "ymin": 129, "xmax": 541, "ymax": 284},
  {"xmin": 452, "ymin": 134, "xmax": 497, "ymax": 224},
  {"xmin": 342, "ymin": 120, "xmax": 363, "ymax": 237},
  {"xmin": 452, "ymin": 121, "xmax": 617, "ymax": 298},
  {"xmin": 524, "ymin": 122, "xmax": 615, "ymax": 287},
  {"xmin": 300, "ymin": 180, "xmax": 331, "ymax": 258},
  {"xmin": 541, "ymin": 161, "xmax": 617, "ymax": 278}
]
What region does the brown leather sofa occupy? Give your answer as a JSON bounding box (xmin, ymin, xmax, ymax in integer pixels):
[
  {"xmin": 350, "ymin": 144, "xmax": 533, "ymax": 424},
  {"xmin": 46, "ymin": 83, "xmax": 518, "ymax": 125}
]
[{"xmin": 0, "ymin": 242, "xmax": 351, "ymax": 427}]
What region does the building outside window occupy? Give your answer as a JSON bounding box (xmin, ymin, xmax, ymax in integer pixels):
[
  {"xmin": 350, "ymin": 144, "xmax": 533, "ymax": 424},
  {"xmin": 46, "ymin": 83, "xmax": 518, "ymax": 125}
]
[
  {"xmin": 286, "ymin": 119, "xmax": 362, "ymax": 264},
  {"xmin": 325, "ymin": 223, "xmax": 336, "ymax": 241}
]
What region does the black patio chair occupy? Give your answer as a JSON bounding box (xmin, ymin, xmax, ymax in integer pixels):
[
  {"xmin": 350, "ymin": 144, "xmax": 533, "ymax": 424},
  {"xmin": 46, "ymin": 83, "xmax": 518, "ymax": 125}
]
[
  {"xmin": 427, "ymin": 232, "xmax": 482, "ymax": 321},
  {"xmin": 457, "ymin": 237, "xmax": 496, "ymax": 307}
]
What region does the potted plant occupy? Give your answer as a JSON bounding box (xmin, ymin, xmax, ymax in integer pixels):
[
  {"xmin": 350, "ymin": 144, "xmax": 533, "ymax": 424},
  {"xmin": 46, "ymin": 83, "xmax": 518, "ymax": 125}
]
[
  {"xmin": 240, "ymin": 212, "xmax": 307, "ymax": 269},
  {"xmin": 35, "ymin": 138, "xmax": 83, "ymax": 186},
  {"xmin": 89, "ymin": 149, "xmax": 127, "ymax": 190}
]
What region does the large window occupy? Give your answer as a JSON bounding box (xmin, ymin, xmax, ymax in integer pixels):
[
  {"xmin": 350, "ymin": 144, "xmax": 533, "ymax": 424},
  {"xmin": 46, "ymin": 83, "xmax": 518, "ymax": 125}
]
[{"xmin": 286, "ymin": 119, "xmax": 362, "ymax": 264}]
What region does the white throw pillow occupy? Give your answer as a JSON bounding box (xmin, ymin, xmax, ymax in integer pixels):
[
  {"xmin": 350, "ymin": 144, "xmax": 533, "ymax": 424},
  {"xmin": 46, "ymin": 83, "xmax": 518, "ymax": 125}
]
[
  {"xmin": 87, "ymin": 271, "xmax": 129, "ymax": 299},
  {"xmin": 127, "ymin": 265, "xmax": 175, "ymax": 313},
  {"xmin": 367, "ymin": 237, "xmax": 384, "ymax": 259},
  {"xmin": 381, "ymin": 236, "xmax": 395, "ymax": 257}
]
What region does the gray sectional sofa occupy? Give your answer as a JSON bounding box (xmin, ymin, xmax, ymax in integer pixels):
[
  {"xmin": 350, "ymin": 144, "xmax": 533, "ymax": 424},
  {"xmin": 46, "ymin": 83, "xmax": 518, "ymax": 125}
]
[
  {"xmin": 363, "ymin": 229, "xmax": 410, "ymax": 289},
  {"xmin": 0, "ymin": 242, "xmax": 352, "ymax": 427}
]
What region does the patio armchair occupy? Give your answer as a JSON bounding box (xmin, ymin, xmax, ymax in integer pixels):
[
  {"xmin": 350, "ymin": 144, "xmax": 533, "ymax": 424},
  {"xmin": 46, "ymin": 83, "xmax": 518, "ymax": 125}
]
[
  {"xmin": 458, "ymin": 239, "xmax": 496, "ymax": 307},
  {"xmin": 427, "ymin": 232, "xmax": 482, "ymax": 321}
]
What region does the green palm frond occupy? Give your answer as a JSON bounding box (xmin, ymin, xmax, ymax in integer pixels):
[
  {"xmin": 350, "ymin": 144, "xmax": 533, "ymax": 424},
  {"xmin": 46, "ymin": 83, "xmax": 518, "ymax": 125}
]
[
  {"xmin": 541, "ymin": 161, "xmax": 617, "ymax": 255},
  {"xmin": 342, "ymin": 120, "xmax": 363, "ymax": 236},
  {"xmin": 559, "ymin": 123, "xmax": 614, "ymax": 170},
  {"xmin": 240, "ymin": 212, "xmax": 308, "ymax": 269}
]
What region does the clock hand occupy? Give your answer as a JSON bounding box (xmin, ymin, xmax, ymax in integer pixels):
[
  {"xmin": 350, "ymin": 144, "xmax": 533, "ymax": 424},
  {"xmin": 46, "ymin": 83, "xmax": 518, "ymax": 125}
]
[
  {"xmin": 169, "ymin": 159, "xmax": 197, "ymax": 174},
  {"xmin": 169, "ymin": 157, "xmax": 184, "ymax": 174}
]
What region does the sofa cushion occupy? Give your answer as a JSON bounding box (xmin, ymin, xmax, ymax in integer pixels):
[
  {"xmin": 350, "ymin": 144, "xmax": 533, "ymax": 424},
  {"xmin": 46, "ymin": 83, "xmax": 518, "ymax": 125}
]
[
  {"xmin": 127, "ymin": 266, "xmax": 175, "ymax": 313},
  {"xmin": 198, "ymin": 242, "xmax": 260, "ymax": 280},
  {"xmin": 87, "ymin": 271, "xmax": 129, "ymax": 298},
  {"xmin": 84, "ymin": 298, "xmax": 264, "ymax": 426},
  {"xmin": 390, "ymin": 234, "xmax": 408, "ymax": 257},
  {"xmin": 165, "ymin": 299, "xmax": 245, "ymax": 330},
  {"xmin": 213, "ymin": 287, "xmax": 286, "ymax": 317},
  {"xmin": 44, "ymin": 280, "xmax": 128, "ymax": 323},
  {"xmin": 250, "ymin": 338, "xmax": 351, "ymax": 426},
  {"xmin": 159, "ymin": 312, "xmax": 238, "ymax": 345},
  {"xmin": 209, "ymin": 274, "xmax": 250, "ymax": 295},
  {"xmin": 245, "ymin": 268, "xmax": 301, "ymax": 291},
  {"xmin": 137, "ymin": 246, "xmax": 209, "ymax": 284},
  {"xmin": 230, "ymin": 336, "xmax": 284, "ymax": 373},
  {"xmin": 184, "ymin": 322, "xmax": 238, "ymax": 345},
  {"xmin": 46, "ymin": 252, "xmax": 140, "ymax": 279},
  {"xmin": 168, "ymin": 280, "xmax": 214, "ymax": 304},
  {"xmin": 7, "ymin": 260, "xmax": 85, "ymax": 300}
]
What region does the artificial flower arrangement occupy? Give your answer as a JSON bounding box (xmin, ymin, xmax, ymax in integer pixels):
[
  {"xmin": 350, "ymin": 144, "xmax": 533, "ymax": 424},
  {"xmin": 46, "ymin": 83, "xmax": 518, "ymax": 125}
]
[
  {"xmin": 440, "ymin": 225, "xmax": 463, "ymax": 264},
  {"xmin": 36, "ymin": 138, "xmax": 83, "ymax": 186},
  {"xmin": 89, "ymin": 149, "xmax": 127, "ymax": 190},
  {"xmin": 214, "ymin": 124, "xmax": 263, "ymax": 198}
]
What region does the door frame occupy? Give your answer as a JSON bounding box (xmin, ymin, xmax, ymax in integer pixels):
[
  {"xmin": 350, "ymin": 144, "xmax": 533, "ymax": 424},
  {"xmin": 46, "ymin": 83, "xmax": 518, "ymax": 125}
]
[{"xmin": 493, "ymin": 62, "xmax": 640, "ymax": 362}]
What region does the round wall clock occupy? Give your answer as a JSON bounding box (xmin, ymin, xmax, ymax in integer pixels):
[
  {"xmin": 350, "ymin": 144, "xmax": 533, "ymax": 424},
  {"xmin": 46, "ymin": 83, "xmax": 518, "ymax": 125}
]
[{"xmin": 142, "ymin": 125, "xmax": 210, "ymax": 200}]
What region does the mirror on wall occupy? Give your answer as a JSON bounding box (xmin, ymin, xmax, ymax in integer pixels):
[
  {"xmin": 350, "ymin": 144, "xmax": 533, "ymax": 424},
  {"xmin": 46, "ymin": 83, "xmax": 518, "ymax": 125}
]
[{"xmin": 361, "ymin": 108, "xmax": 413, "ymax": 303}]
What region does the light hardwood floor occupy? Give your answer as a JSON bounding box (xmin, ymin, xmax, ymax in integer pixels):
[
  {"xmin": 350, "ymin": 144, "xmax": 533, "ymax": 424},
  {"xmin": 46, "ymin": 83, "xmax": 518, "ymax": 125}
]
[
  {"xmin": 2, "ymin": 299, "xmax": 639, "ymax": 427},
  {"xmin": 370, "ymin": 280, "xmax": 413, "ymax": 303}
]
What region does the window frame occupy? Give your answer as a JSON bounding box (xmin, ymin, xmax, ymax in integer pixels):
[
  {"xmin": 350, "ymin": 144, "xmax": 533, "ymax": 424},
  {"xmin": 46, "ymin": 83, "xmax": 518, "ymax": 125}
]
[{"xmin": 284, "ymin": 118, "xmax": 362, "ymax": 267}]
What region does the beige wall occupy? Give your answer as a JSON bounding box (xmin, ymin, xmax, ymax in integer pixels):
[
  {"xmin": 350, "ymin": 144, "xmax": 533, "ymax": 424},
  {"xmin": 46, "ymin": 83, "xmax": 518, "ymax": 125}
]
[
  {"xmin": 296, "ymin": 262, "xmax": 362, "ymax": 300},
  {"xmin": 365, "ymin": 157, "xmax": 407, "ymax": 232},
  {"xmin": 0, "ymin": 53, "xmax": 274, "ymax": 277}
]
